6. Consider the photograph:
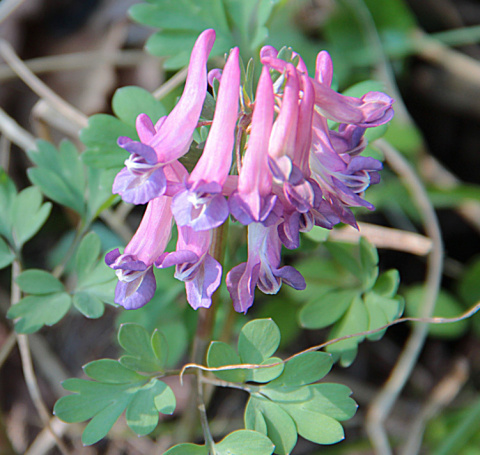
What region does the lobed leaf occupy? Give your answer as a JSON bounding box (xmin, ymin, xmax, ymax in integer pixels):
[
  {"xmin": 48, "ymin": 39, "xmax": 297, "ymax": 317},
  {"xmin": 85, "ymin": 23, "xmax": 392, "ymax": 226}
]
[
  {"xmin": 207, "ymin": 341, "xmax": 246, "ymax": 383},
  {"xmin": 12, "ymin": 186, "xmax": 52, "ymax": 248},
  {"xmin": 0, "ymin": 237, "xmax": 15, "ymax": 269},
  {"xmin": 266, "ymin": 352, "xmax": 333, "ymax": 389},
  {"xmin": 118, "ymin": 323, "xmax": 167, "ymax": 372},
  {"xmin": 112, "ymin": 86, "xmax": 166, "ymax": 126},
  {"xmin": 7, "ymin": 292, "xmax": 72, "ymax": 333},
  {"xmin": 215, "ymin": 429, "xmax": 274, "ymax": 455},
  {"xmin": 0, "ymin": 168, "xmax": 16, "ymax": 240},
  {"xmin": 73, "ymin": 292, "xmax": 105, "ymax": 319},
  {"xmin": 245, "ymin": 397, "xmax": 297, "ymax": 455},
  {"xmin": 54, "ymin": 372, "xmax": 175, "ymax": 445},
  {"xmin": 238, "ymin": 318, "xmax": 281, "ymax": 364},
  {"xmin": 75, "ymin": 232, "xmax": 102, "ymax": 285},
  {"xmin": 163, "ymin": 444, "xmax": 208, "ymax": 455},
  {"xmin": 16, "ymin": 269, "xmax": 64, "ymax": 294},
  {"xmin": 27, "ymin": 140, "xmax": 86, "ymax": 215},
  {"xmin": 299, "ymin": 289, "xmax": 359, "ymax": 330}
]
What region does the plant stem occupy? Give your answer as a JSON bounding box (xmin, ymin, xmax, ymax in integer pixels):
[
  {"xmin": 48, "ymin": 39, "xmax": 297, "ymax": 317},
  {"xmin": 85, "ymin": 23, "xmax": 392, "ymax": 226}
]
[
  {"xmin": 174, "ymin": 221, "xmax": 229, "ymax": 448},
  {"xmin": 11, "ymin": 260, "xmax": 71, "ymax": 455}
]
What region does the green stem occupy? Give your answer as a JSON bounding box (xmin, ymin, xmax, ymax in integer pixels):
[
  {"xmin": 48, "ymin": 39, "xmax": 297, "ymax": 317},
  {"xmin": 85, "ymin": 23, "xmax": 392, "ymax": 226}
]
[
  {"xmin": 173, "ymin": 221, "xmax": 229, "ymax": 448},
  {"xmin": 51, "ymin": 220, "xmax": 90, "ymax": 279},
  {"xmin": 199, "ymin": 375, "xmax": 260, "ymax": 394}
]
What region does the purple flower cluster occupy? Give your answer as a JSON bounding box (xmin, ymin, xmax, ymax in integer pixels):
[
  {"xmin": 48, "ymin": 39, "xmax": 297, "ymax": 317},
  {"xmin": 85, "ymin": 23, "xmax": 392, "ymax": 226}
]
[{"xmin": 106, "ymin": 29, "xmax": 394, "ymax": 313}]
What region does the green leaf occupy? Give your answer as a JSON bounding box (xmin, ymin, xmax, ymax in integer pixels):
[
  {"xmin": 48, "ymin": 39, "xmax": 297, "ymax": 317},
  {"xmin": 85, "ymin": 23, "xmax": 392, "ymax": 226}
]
[
  {"xmin": 359, "ymin": 237, "xmax": 379, "ymax": 289},
  {"xmin": 80, "ymin": 114, "xmax": 132, "ymax": 169},
  {"xmin": 112, "ymin": 86, "xmax": 166, "ymax": 126},
  {"xmin": 373, "ymin": 269, "xmax": 400, "ymax": 297},
  {"xmin": 207, "ymin": 341, "xmax": 246, "ymax": 383},
  {"xmin": 216, "ymin": 429, "xmax": 274, "ymax": 455},
  {"xmin": 83, "ymin": 359, "xmax": 145, "ymax": 383},
  {"xmin": 73, "ymin": 292, "xmax": 105, "ymax": 319},
  {"xmin": 131, "ymin": 0, "xmax": 233, "ymax": 69},
  {"xmin": 304, "ymin": 383, "xmax": 357, "ymax": 421},
  {"xmin": 222, "ymin": 0, "xmax": 274, "ymax": 52},
  {"xmin": 282, "ymin": 405, "xmax": 345, "ymax": 445},
  {"xmin": 325, "ymin": 242, "xmax": 363, "ymax": 280},
  {"xmin": 75, "ymin": 232, "xmax": 102, "ymax": 284},
  {"xmin": 247, "ymin": 357, "xmax": 284, "ymax": 384},
  {"xmin": 0, "ymin": 237, "xmax": 14, "ymax": 269},
  {"xmin": 126, "ymin": 379, "xmax": 175, "ymax": 434},
  {"xmin": 8, "ymin": 292, "xmax": 72, "ymax": 333},
  {"xmin": 326, "ymin": 294, "xmax": 369, "ymax": 367},
  {"xmin": 364, "ymin": 291, "xmax": 404, "ymax": 340},
  {"xmin": 304, "ymin": 226, "xmax": 330, "ymax": 243},
  {"xmin": 266, "ymin": 352, "xmax": 332, "ymax": 389},
  {"xmin": 73, "ymin": 245, "xmax": 117, "ymax": 314},
  {"xmin": 118, "ymin": 323, "xmax": 166, "ymax": 373},
  {"xmin": 86, "ymin": 168, "xmax": 118, "ymax": 219},
  {"xmin": 245, "ymin": 397, "xmax": 297, "ymax": 455},
  {"xmin": 458, "ymin": 257, "xmax": 480, "ymax": 306},
  {"xmin": 12, "ymin": 186, "xmax": 52, "ymax": 248},
  {"xmin": 16, "ymin": 269, "xmax": 64, "ymax": 294},
  {"xmin": 404, "ymin": 286, "xmax": 469, "ymax": 339},
  {"xmin": 27, "ymin": 140, "xmax": 86, "ymax": 215},
  {"xmin": 0, "ymin": 168, "xmax": 16, "ymax": 240},
  {"xmin": 163, "ymin": 444, "xmax": 208, "ymax": 455},
  {"xmin": 55, "ymin": 373, "xmax": 175, "ymax": 445},
  {"xmin": 299, "ymin": 289, "xmax": 360, "ymax": 329},
  {"xmin": 130, "ymin": 0, "xmax": 275, "ymax": 68},
  {"xmin": 238, "ymin": 319, "xmax": 281, "ymax": 364}
]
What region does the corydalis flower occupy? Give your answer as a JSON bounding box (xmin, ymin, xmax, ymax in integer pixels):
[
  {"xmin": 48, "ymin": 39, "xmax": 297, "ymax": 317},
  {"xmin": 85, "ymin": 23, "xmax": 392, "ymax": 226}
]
[
  {"xmin": 308, "ymin": 51, "xmax": 384, "ymax": 226},
  {"xmin": 226, "ymin": 222, "xmax": 305, "ymax": 313},
  {"xmin": 172, "ymin": 47, "xmax": 240, "ymax": 231},
  {"xmin": 106, "ymin": 196, "xmax": 173, "ymax": 309},
  {"xmin": 156, "ymin": 226, "xmax": 222, "ymax": 310},
  {"xmin": 261, "ymin": 48, "xmax": 394, "ymax": 128},
  {"xmin": 229, "ymin": 66, "xmax": 277, "ymax": 225},
  {"xmin": 113, "ymin": 29, "xmax": 216, "ymax": 204}
]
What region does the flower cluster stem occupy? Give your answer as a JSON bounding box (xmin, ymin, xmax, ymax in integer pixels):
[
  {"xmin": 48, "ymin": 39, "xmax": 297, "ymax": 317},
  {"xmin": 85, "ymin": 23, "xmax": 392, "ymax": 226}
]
[{"xmin": 174, "ymin": 220, "xmax": 229, "ymax": 448}]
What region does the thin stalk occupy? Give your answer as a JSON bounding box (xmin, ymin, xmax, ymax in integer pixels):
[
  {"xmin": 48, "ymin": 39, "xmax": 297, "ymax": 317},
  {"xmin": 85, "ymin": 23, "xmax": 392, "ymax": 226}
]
[
  {"xmin": 174, "ymin": 221, "xmax": 229, "ymax": 448},
  {"xmin": 51, "ymin": 221, "xmax": 89, "ymax": 279},
  {"xmin": 11, "ymin": 261, "xmax": 71, "ymax": 455}
]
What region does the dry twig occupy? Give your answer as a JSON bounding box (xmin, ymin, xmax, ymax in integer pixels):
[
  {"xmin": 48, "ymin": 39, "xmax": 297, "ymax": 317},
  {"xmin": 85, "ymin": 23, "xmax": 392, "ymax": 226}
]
[
  {"xmin": 366, "ymin": 140, "xmax": 444, "ymax": 455},
  {"xmin": 0, "ymin": 39, "xmax": 88, "ymax": 130}
]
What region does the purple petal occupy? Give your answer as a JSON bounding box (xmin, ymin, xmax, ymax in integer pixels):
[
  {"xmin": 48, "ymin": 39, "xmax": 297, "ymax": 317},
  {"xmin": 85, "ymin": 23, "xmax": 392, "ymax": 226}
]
[
  {"xmin": 172, "ymin": 187, "xmax": 229, "ymax": 231},
  {"xmin": 226, "ymin": 262, "xmax": 261, "ymax": 314},
  {"xmin": 112, "ymin": 167, "xmax": 167, "ymax": 205},
  {"xmin": 229, "ymin": 192, "xmax": 278, "ymax": 226},
  {"xmin": 346, "ymin": 156, "xmax": 382, "ymax": 173},
  {"xmin": 114, "ymin": 267, "xmax": 156, "ymax": 310},
  {"xmin": 157, "ymin": 250, "xmax": 198, "ymax": 269},
  {"xmin": 184, "ymin": 254, "xmax": 222, "ymax": 310},
  {"xmin": 275, "ymin": 265, "xmax": 306, "ymax": 290},
  {"xmin": 105, "ymin": 248, "xmax": 121, "ymax": 266},
  {"xmin": 119, "ymin": 141, "xmax": 158, "ymax": 164}
]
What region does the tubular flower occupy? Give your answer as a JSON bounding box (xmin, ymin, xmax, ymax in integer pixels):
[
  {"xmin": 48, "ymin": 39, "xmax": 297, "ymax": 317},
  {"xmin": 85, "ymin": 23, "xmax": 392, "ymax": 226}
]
[
  {"xmin": 229, "ymin": 66, "xmax": 277, "ymax": 226},
  {"xmin": 112, "ymin": 29, "xmax": 216, "ymax": 204},
  {"xmin": 226, "ymin": 222, "xmax": 305, "ymax": 313},
  {"xmin": 105, "ymin": 196, "xmax": 173, "ymax": 309},
  {"xmin": 171, "ymin": 47, "xmax": 240, "ymax": 231},
  {"xmin": 156, "ymin": 226, "xmax": 222, "ymax": 310}
]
